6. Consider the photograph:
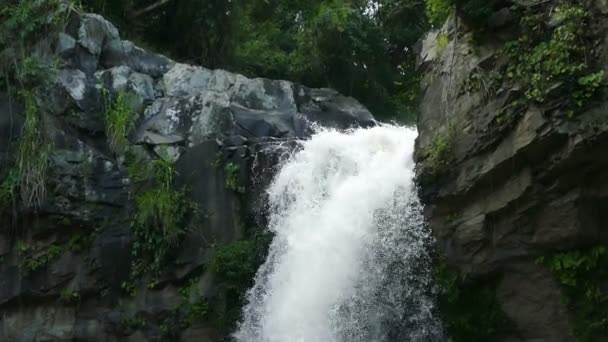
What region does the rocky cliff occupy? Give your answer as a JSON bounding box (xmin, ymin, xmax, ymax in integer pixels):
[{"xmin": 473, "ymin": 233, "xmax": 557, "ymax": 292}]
[
  {"xmin": 416, "ymin": 0, "xmax": 608, "ymax": 341},
  {"xmin": 0, "ymin": 6, "xmax": 374, "ymax": 341}
]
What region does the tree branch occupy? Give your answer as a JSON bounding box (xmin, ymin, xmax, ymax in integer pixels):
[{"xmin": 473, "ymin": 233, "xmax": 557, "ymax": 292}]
[{"xmin": 132, "ymin": 0, "xmax": 172, "ymax": 17}]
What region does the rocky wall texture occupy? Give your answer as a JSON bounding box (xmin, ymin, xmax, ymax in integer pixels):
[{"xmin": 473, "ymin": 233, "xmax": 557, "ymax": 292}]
[
  {"xmin": 0, "ymin": 8, "xmax": 374, "ymax": 342},
  {"xmin": 416, "ymin": 1, "xmax": 608, "ymax": 341}
]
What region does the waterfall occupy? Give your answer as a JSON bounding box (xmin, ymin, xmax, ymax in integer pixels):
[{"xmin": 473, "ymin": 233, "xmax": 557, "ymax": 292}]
[{"xmin": 234, "ymin": 125, "xmax": 442, "ymax": 342}]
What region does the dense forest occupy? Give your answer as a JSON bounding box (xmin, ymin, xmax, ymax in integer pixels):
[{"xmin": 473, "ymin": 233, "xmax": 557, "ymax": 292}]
[{"xmin": 80, "ymin": 0, "xmax": 436, "ymax": 122}]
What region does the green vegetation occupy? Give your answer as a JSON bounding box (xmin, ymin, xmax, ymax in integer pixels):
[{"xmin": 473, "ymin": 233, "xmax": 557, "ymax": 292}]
[
  {"xmin": 505, "ymin": 4, "xmax": 605, "ymax": 114},
  {"xmin": 434, "ymin": 257, "xmax": 512, "ymax": 341},
  {"xmin": 417, "ymin": 127, "xmax": 454, "ymax": 180},
  {"xmin": 120, "ymin": 314, "xmax": 147, "ymax": 332},
  {"xmin": 426, "ymin": 0, "xmax": 451, "ymax": 27},
  {"xmin": 0, "ymin": 169, "xmax": 19, "ymax": 211},
  {"xmin": 178, "ymin": 277, "xmax": 210, "ymax": 325},
  {"xmin": 224, "ymin": 162, "xmax": 245, "ymax": 194},
  {"xmin": 0, "ymin": 0, "xmax": 73, "ymax": 210},
  {"xmin": 209, "ymin": 231, "xmax": 273, "ymax": 332},
  {"xmin": 16, "ymin": 91, "xmax": 49, "ymax": 208},
  {"xmin": 83, "ymin": 0, "xmax": 433, "ymax": 122},
  {"xmin": 158, "ymin": 277, "xmax": 210, "ymax": 339},
  {"xmin": 538, "ymin": 246, "xmax": 608, "ymax": 341},
  {"xmin": 60, "ymin": 287, "xmax": 81, "ymax": 305},
  {"xmin": 128, "ymin": 151, "xmax": 198, "ymax": 289},
  {"xmin": 17, "ymin": 242, "xmax": 64, "ymax": 273},
  {"xmin": 102, "ymin": 88, "xmax": 137, "ymax": 155}
]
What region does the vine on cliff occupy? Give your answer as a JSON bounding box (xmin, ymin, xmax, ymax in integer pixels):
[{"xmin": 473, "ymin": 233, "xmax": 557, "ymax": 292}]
[
  {"xmin": 0, "ymin": 0, "xmax": 75, "ymax": 211},
  {"xmin": 434, "ymin": 257, "xmax": 512, "ymax": 341},
  {"xmin": 505, "ymin": 4, "xmax": 605, "ymax": 116},
  {"xmin": 538, "ymin": 246, "xmax": 608, "ymax": 341},
  {"xmin": 126, "ymin": 150, "xmax": 199, "ymax": 291},
  {"xmin": 208, "ymin": 230, "xmax": 273, "ymax": 333}
]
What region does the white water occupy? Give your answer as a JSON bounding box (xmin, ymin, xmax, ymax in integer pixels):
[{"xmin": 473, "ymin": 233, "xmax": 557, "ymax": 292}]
[{"xmin": 235, "ymin": 125, "xmax": 442, "ymax": 342}]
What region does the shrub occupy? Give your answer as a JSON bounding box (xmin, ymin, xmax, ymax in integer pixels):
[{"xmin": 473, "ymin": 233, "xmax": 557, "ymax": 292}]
[
  {"xmin": 538, "ymin": 246, "xmax": 608, "ymax": 340},
  {"xmin": 129, "ymin": 154, "xmax": 197, "ymax": 286},
  {"xmin": 102, "ymin": 89, "xmax": 137, "ymax": 155},
  {"xmin": 418, "ymin": 127, "xmax": 454, "ymax": 180},
  {"xmin": 224, "ymin": 162, "xmax": 245, "ymax": 194},
  {"xmin": 505, "ymin": 5, "xmax": 605, "ymax": 113},
  {"xmin": 209, "ymin": 231, "xmax": 273, "ymax": 332},
  {"xmin": 426, "ymin": 0, "xmax": 452, "ymax": 27},
  {"xmin": 434, "ymin": 257, "xmax": 512, "ymax": 341}
]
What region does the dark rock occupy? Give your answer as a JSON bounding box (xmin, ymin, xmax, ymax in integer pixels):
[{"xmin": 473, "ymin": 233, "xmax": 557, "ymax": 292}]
[
  {"xmin": 56, "ymin": 32, "xmax": 76, "ymax": 58},
  {"xmin": 296, "ymin": 87, "xmax": 376, "ymax": 130},
  {"xmin": 175, "ymin": 141, "xmax": 244, "ymax": 243},
  {"xmin": 488, "ymin": 8, "xmax": 515, "ymax": 29},
  {"xmin": 77, "ymin": 13, "xmax": 119, "ymax": 57},
  {"xmin": 416, "ymin": 4, "xmax": 608, "ymax": 340},
  {"xmin": 0, "ymin": 10, "xmax": 376, "ymax": 341},
  {"xmin": 0, "ymin": 93, "xmax": 24, "ymax": 164},
  {"xmin": 102, "ymin": 39, "xmax": 174, "ymax": 77}
]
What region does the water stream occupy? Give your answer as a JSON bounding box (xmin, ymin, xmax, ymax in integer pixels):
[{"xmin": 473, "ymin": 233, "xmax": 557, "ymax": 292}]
[{"xmin": 235, "ymin": 125, "xmax": 441, "ymax": 342}]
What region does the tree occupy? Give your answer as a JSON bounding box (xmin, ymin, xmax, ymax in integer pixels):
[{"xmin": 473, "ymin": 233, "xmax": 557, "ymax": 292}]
[{"xmin": 87, "ymin": 0, "xmax": 431, "ymax": 122}]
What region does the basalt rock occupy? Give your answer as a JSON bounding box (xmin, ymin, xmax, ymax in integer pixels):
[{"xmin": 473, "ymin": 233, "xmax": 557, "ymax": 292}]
[
  {"xmin": 0, "ymin": 9, "xmax": 374, "ymax": 342},
  {"xmin": 416, "ymin": 3, "xmax": 608, "ymax": 341}
]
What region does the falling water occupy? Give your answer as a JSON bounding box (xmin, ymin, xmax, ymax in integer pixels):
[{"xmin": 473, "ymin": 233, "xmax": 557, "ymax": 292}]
[{"xmin": 235, "ymin": 125, "xmax": 442, "ymax": 342}]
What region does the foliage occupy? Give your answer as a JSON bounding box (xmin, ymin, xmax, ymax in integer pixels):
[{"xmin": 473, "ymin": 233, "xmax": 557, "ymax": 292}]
[
  {"xmin": 84, "ymin": 0, "xmax": 432, "ymax": 122},
  {"xmin": 129, "ymin": 153, "xmax": 197, "ymax": 288},
  {"xmin": 60, "ymin": 288, "xmax": 81, "ymax": 305},
  {"xmin": 1, "ymin": 0, "xmax": 67, "ymax": 86},
  {"xmin": 16, "ymin": 90, "xmax": 50, "ymax": 209},
  {"xmin": 0, "ymin": 0, "xmax": 71, "ymax": 210},
  {"xmin": 157, "ymin": 276, "xmax": 211, "ymax": 338},
  {"xmin": 224, "ymin": 162, "xmax": 245, "ymax": 194},
  {"xmin": 209, "ymin": 231, "xmax": 273, "ymax": 332},
  {"xmin": 102, "ymin": 88, "xmax": 137, "ymax": 155},
  {"xmin": 505, "ymin": 4, "xmax": 605, "ymax": 114},
  {"xmin": 178, "ymin": 277, "xmax": 210, "ymax": 325},
  {"xmin": 426, "ymin": 0, "xmax": 451, "ymax": 27},
  {"xmin": 538, "ymin": 246, "xmax": 608, "ymax": 340},
  {"xmin": 0, "ymin": 169, "xmax": 20, "ymax": 211},
  {"xmin": 434, "ymin": 257, "xmax": 512, "ymax": 341},
  {"xmin": 417, "ymin": 127, "xmax": 454, "ymax": 180},
  {"xmin": 18, "ymin": 242, "xmax": 65, "ymax": 273}
]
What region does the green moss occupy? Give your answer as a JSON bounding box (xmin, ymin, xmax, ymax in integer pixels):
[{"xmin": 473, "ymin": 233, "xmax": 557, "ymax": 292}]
[
  {"xmin": 59, "ymin": 287, "xmax": 81, "ymax": 305},
  {"xmin": 426, "ymin": 0, "xmax": 452, "ymax": 27},
  {"xmin": 538, "ymin": 246, "xmax": 608, "ymax": 341},
  {"xmin": 434, "ymin": 257, "xmax": 512, "ymax": 341},
  {"xmin": 436, "ymin": 33, "xmax": 449, "ymax": 52}
]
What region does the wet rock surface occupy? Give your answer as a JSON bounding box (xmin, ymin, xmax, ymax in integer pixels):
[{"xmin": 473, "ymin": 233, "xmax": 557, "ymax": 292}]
[
  {"xmin": 0, "ymin": 10, "xmax": 374, "ymax": 342},
  {"xmin": 416, "ymin": 3, "xmax": 608, "ymax": 340}
]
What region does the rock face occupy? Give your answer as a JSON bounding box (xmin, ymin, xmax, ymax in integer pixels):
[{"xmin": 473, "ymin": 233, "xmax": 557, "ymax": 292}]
[
  {"xmin": 416, "ymin": 1, "xmax": 608, "ymax": 341},
  {"xmin": 0, "ymin": 10, "xmax": 374, "ymax": 342}
]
